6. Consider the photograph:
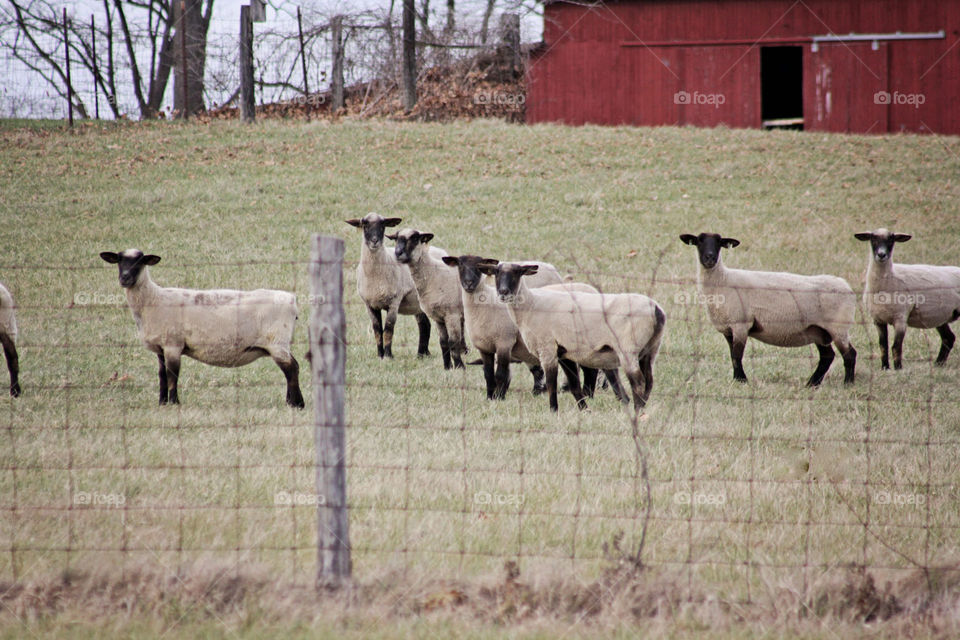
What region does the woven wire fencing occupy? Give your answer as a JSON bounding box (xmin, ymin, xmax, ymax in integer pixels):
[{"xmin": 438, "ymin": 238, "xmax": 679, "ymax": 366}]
[{"xmin": 2, "ymin": 239, "xmax": 959, "ymax": 603}]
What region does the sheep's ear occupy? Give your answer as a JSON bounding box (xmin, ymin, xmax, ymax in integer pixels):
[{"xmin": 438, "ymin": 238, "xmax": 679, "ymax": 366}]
[
  {"xmin": 142, "ymin": 255, "xmax": 161, "ymax": 265},
  {"xmin": 477, "ymin": 264, "xmax": 498, "ymax": 276},
  {"xmin": 853, "ymin": 232, "xmax": 874, "ymax": 242},
  {"xmin": 720, "ymin": 238, "xmax": 740, "ymax": 248},
  {"xmin": 99, "ymin": 252, "xmax": 120, "ymax": 264},
  {"xmin": 892, "ymin": 233, "xmax": 912, "ymax": 243},
  {"xmin": 679, "ymin": 234, "xmax": 699, "ymax": 246},
  {"xmin": 441, "ymin": 256, "xmax": 459, "ymax": 266},
  {"xmin": 385, "ymin": 233, "xmax": 398, "ymax": 241},
  {"xmin": 419, "ymin": 233, "xmax": 434, "ymax": 244},
  {"xmin": 520, "ymin": 264, "xmax": 540, "ymax": 276},
  {"xmin": 383, "ymin": 217, "xmax": 402, "ymax": 227},
  {"xmin": 345, "ymin": 219, "xmax": 363, "ymax": 228}
]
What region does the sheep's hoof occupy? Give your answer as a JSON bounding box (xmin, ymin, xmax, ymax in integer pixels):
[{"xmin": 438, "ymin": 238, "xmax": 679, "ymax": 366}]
[
  {"xmin": 417, "ymin": 350, "xmax": 431, "ymax": 358},
  {"xmin": 10, "ymin": 384, "xmax": 21, "ymax": 398}
]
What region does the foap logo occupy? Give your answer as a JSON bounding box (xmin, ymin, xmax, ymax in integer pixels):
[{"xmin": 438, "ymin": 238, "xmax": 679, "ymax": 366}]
[
  {"xmin": 74, "ymin": 490, "xmax": 126, "ymax": 507},
  {"xmin": 873, "ymin": 292, "xmax": 925, "ymax": 306},
  {"xmin": 275, "ymin": 490, "xmax": 325, "ymax": 506},
  {"xmin": 474, "ymin": 92, "xmax": 525, "ymax": 107},
  {"xmin": 73, "ymin": 291, "xmax": 126, "ymax": 306},
  {"xmin": 674, "ymin": 91, "xmax": 726, "ymax": 108},
  {"xmin": 874, "ymin": 491, "xmax": 926, "ymax": 506},
  {"xmin": 474, "ymin": 490, "xmax": 525, "ymax": 507},
  {"xmin": 674, "ymin": 491, "xmax": 726, "ymax": 506},
  {"xmin": 674, "ymin": 290, "xmax": 725, "ymax": 306},
  {"xmin": 874, "ymin": 91, "xmax": 926, "ymax": 108}
]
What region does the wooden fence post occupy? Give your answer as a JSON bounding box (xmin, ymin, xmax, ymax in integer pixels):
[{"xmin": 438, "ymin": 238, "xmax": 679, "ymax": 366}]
[
  {"xmin": 239, "ymin": 4, "xmax": 255, "ymax": 123},
  {"xmin": 401, "ymin": 0, "xmax": 416, "ymax": 111},
  {"xmin": 310, "ymin": 234, "xmax": 351, "ymax": 589},
  {"xmin": 499, "ymin": 13, "xmax": 521, "ymax": 79},
  {"xmin": 63, "ymin": 8, "xmax": 73, "ymax": 126},
  {"xmin": 331, "ymin": 15, "xmax": 345, "ymax": 111}
]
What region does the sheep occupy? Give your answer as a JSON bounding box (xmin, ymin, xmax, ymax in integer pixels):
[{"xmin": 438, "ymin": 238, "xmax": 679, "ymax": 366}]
[
  {"xmin": 345, "ymin": 213, "xmax": 432, "ymax": 360},
  {"xmin": 679, "ymin": 232, "xmax": 856, "ymax": 386},
  {"xmin": 391, "ymin": 228, "xmax": 467, "ymax": 369},
  {"xmin": 100, "ymin": 249, "xmax": 304, "ymax": 408},
  {"xmin": 439, "ymin": 254, "xmax": 623, "ymax": 401},
  {"xmin": 854, "ymin": 228, "xmax": 960, "ymax": 369},
  {"xmin": 489, "ymin": 261, "xmax": 665, "ymax": 413},
  {"xmin": 0, "ymin": 283, "xmax": 20, "ymax": 397}
]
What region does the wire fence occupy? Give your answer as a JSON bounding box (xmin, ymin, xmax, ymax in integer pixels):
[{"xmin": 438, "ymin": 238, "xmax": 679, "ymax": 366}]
[
  {"xmin": 2, "ymin": 240, "xmax": 958, "ymax": 608},
  {"xmin": 0, "ymin": 4, "xmax": 532, "ymax": 121}
]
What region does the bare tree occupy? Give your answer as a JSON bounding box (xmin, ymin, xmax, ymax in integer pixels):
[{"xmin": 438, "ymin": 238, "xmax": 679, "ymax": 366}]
[{"xmin": 0, "ymin": 0, "xmax": 214, "ymax": 119}]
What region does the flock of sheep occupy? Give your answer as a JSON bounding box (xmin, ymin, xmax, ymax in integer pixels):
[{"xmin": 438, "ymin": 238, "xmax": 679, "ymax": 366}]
[{"xmin": 0, "ymin": 225, "xmax": 957, "ymax": 412}]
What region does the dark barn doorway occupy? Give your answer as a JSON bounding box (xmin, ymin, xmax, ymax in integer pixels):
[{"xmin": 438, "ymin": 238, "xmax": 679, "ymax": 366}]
[{"xmin": 761, "ymin": 46, "xmax": 803, "ymax": 130}]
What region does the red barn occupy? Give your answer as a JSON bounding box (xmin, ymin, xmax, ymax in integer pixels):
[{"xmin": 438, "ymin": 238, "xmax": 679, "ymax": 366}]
[{"xmin": 526, "ymin": 0, "xmax": 960, "ymax": 134}]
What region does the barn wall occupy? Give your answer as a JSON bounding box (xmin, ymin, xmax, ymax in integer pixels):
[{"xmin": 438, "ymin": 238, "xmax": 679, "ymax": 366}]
[{"xmin": 527, "ymin": 0, "xmax": 960, "ymax": 134}]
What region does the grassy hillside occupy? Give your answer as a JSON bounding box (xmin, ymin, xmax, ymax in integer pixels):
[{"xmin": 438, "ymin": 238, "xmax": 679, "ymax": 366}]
[{"xmin": 1, "ymin": 118, "xmax": 959, "ymax": 637}]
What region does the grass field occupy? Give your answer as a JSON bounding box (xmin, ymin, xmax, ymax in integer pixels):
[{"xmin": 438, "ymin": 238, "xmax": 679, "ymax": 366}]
[{"xmin": 1, "ymin": 117, "xmax": 960, "ymax": 637}]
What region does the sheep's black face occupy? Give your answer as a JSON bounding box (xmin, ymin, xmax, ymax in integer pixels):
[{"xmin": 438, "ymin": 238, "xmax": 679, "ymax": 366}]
[
  {"xmin": 393, "ymin": 230, "xmax": 418, "ymax": 264},
  {"xmin": 494, "ymin": 263, "xmax": 539, "ymax": 303},
  {"xmin": 100, "ymin": 249, "xmax": 161, "ymax": 288},
  {"xmin": 345, "ymin": 214, "xmax": 402, "ymax": 252},
  {"xmin": 855, "ymin": 230, "xmax": 912, "ymax": 264},
  {"xmin": 444, "ymin": 256, "xmax": 496, "ymax": 293},
  {"xmin": 680, "ymin": 233, "xmax": 740, "ymax": 270}
]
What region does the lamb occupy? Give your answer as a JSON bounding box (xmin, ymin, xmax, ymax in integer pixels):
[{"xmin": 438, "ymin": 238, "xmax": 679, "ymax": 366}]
[
  {"xmin": 0, "ymin": 283, "xmax": 20, "ymax": 397},
  {"xmin": 443, "ymin": 255, "xmax": 627, "ymax": 401},
  {"xmin": 391, "ymin": 228, "xmax": 466, "ymax": 369},
  {"xmin": 100, "ymin": 249, "xmax": 304, "ymax": 408},
  {"xmin": 490, "ymin": 261, "xmax": 665, "ymax": 413},
  {"xmin": 679, "ymin": 232, "xmax": 856, "ymax": 386},
  {"xmin": 854, "ymin": 228, "xmax": 960, "ymax": 369},
  {"xmin": 345, "ymin": 213, "xmax": 432, "ymax": 360}
]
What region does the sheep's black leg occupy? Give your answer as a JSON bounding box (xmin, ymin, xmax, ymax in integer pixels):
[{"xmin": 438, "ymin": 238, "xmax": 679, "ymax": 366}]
[
  {"xmin": 529, "ymin": 365, "xmax": 545, "ymax": 395},
  {"xmin": 639, "ymin": 354, "xmax": 655, "ymax": 405},
  {"xmin": 164, "ymin": 350, "xmax": 181, "ymax": 405},
  {"xmin": 876, "ymin": 322, "xmax": 890, "ymax": 370},
  {"xmin": 623, "ymin": 366, "xmax": 646, "ymax": 413},
  {"xmin": 724, "ymin": 332, "xmax": 748, "ymax": 382},
  {"xmin": 1, "ymin": 333, "xmax": 19, "ymax": 398},
  {"xmin": 367, "ymin": 306, "xmax": 385, "ymax": 358},
  {"xmin": 480, "ymin": 350, "xmax": 496, "ymax": 399},
  {"xmin": 415, "ymin": 312, "xmax": 431, "ymax": 357},
  {"xmin": 841, "ymin": 345, "xmax": 857, "ymax": 384},
  {"xmin": 559, "ymin": 358, "xmax": 587, "ymax": 410},
  {"xmin": 935, "ymin": 323, "xmax": 955, "ymax": 365},
  {"xmin": 382, "ymin": 311, "xmax": 398, "ymax": 359},
  {"xmin": 581, "ymin": 367, "xmax": 599, "ymax": 398},
  {"xmin": 449, "ymin": 322, "xmax": 466, "ymax": 370},
  {"xmin": 278, "ymin": 355, "xmax": 305, "ymax": 409},
  {"xmin": 892, "ymin": 325, "xmax": 906, "ymax": 370},
  {"xmin": 806, "ymin": 343, "xmax": 835, "ymax": 387},
  {"xmin": 544, "ymin": 362, "xmax": 560, "ymax": 412},
  {"xmin": 157, "ymin": 352, "xmax": 168, "ymax": 405},
  {"xmin": 493, "ymin": 349, "xmax": 511, "ymax": 399},
  {"xmin": 437, "ymin": 323, "xmax": 452, "ymax": 369},
  {"xmin": 603, "ymin": 369, "xmax": 629, "ymax": 404}
]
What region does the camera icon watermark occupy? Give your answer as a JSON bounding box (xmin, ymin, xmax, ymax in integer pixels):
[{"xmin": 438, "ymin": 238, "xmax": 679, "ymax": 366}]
[
  {"xmin": 674, "ymin": 91, "xmax": 726, "ymax": 108},
  {"xmin": 674, "ymin": 491, "xmax": 726, "ymax": 506},
  {"xmin": 874, "ymin": 491, "xmax": 925, "ymax": 506},
  {"xmin": 474, "ymin": 490, "xmax": 525, "ymax": 507},
  {"xmin": 872, "ymin": 291, "xmax": 925, "ymax": 306},
  {"xmin": 874, "ymin": 91, "xmax": 925, "ymax": 108}
]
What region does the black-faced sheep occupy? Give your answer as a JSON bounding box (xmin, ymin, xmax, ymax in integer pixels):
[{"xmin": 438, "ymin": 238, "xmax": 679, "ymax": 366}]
[
  {"xmin": 100, "ymin": 249, "xmax": 304, "ymax": 408},
  {"xmin": 680, "ymin": 232, "xmax": 856, "ymax": 386},
  {"xmin": 855, "ymin": 228, "xmax": 960, "ymax": 369}
]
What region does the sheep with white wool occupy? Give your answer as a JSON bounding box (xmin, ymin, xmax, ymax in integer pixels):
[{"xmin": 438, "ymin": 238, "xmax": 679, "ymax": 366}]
[
  {"xmin": 855, "ymin": 228, "xmax": 960, "ymax": 369},
  {"xmin": 345, "ymin": 213, "xmax": 434, "ymax": 360},
  {"xmin": 490, "ymin": 262, "xmax": 665, "ymax": 413},
  {"xmin": 100, "ymin": 249, "xmax": 304, "ymax": 407},
  {"xmin": 443, "ymin": 255, "xmax": 627, "ymax": 401},
  {"xmin": 679, "ymin": 232, "xmax": 856, "ymax": 386},
  {"xmin": 391, "ymin": 228, "xmax": 466, "ymax": 368},
  {"xmin": 0, "ymin": 283, "xmax": 20, "ymax": 397}
]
